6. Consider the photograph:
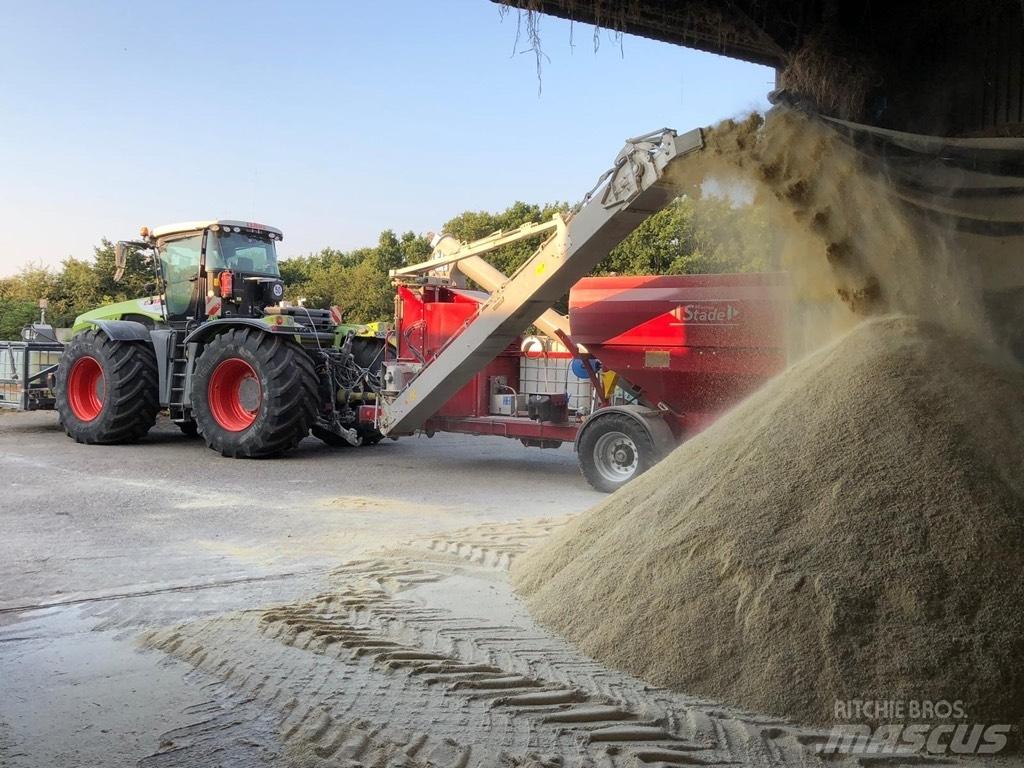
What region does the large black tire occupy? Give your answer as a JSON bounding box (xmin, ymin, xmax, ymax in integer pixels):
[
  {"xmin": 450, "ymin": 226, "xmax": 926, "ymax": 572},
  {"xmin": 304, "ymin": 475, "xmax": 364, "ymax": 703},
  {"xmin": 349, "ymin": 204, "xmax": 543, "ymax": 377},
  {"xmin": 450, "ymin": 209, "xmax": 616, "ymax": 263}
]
[
  {"xmin": 55, "ymin": 330, "xmax": 159, "ymax": 444},
  {"xmin": 192, "ymin": 328, "xmax": 317, "ymax": 458},
  {"xmin": 577, "ymin": 413, "xmax": 658, "ymax": 493}
]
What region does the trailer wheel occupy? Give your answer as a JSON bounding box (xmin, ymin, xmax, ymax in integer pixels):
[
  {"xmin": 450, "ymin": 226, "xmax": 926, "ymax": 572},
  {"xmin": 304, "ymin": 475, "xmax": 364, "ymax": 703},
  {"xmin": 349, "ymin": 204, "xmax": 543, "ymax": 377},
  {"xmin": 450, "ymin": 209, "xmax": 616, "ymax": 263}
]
[
  {"xmin": 177, "ymin": 420, "xmax": 199, "ymax": 438},
  {"xmin": 55, "ymin": 330, "xmax": 159, "ymax": 444},
  {"xmin": 192, "ymin": 329, "xmax": 317, "ymax": 458},
  {"xmin": 578, "ymin": 413, "xmax": 657, "ymax": 493}
]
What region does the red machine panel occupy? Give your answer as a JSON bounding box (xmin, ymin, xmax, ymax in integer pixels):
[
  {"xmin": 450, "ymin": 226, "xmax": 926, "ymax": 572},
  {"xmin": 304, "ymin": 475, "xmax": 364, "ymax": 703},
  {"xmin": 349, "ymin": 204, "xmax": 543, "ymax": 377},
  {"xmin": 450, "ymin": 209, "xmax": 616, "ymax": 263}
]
[
  {"xmin": 394, "ymin": 273, "xmax": 788, "ymax": 443},
  {"xmin": 395, "ymin": 284, "xmax": 521, "ymax": 421},
  {"xmin": 570, "ymin": 273, "xmax": 787, "ymax": 349},
  {"xmin": 569, "ymin": 273, "xmax": 789, "ymax": 431}
]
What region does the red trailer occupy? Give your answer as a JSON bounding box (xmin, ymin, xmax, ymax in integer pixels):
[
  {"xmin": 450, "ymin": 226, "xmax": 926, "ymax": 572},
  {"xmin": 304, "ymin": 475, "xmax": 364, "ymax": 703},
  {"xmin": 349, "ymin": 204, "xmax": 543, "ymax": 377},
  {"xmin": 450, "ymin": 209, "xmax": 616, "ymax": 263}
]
[
  {"xmin": 364, "ymin": 128, "xmax": 791, "ymax": 491},
  {"xmin": 386, "ymin": 271, "xmax": 789, "ymax": 492}
]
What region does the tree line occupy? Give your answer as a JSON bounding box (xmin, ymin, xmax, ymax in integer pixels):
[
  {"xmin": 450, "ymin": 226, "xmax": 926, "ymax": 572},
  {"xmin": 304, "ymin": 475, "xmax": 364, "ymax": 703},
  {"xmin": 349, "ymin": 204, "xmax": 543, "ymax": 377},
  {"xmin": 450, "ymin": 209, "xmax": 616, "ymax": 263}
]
[{"xmin": 0, "ymin": 196, "xmax": 772, "ymax": 339}]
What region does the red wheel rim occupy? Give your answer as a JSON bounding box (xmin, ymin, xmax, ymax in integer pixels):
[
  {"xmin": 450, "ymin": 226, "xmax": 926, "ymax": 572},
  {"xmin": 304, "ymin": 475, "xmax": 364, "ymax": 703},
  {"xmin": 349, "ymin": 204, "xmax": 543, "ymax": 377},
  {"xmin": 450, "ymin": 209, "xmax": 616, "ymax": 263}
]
[
  {"xmin": 67, "ymin": 356, "xmax": 105, "ymax": 422},
  {"xmin": 208, "ymin": 358, "xmax": 261, "ymax": 431}
]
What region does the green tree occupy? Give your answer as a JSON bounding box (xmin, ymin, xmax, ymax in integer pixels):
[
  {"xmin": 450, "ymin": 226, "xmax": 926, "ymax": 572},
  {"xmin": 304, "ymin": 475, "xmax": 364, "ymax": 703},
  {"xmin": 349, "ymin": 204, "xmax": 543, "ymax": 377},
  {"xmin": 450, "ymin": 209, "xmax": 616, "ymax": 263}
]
[
  {"xmin": 280, "ymin": 230, "xmax": 431, "ymax": 322},
  {"xmin": 91, "ymin": 238, "xmax": 157, "ymax": 302},
  {"xmin": 0, "ymin": 298, "xmax": 38, "ymax": 340},
  {"xmin": 0, "ymin": 266, "xmax": 53, "ymax": 338},
  {"xmin": 50, "ymin": 257, "xmax": 100, "ymax": 326},
  {"xmin": 0, "ymin": 240, "xmax": 156, "ymax": 335},
  {"xmin": 399, "ymin": 230, "xmax": 431, "ymax": 265},
  {"xmin": 442, "ymin": 200, "xmax": 569, "ymax": 276},
  {"xmin": 599, "ymin": 195, "xmax": 772, "ymax": 276},
  {"xmin": 0, "ymin": 197, "xmax": 773, "ymax": 336},
  {"xmin": 1, "ymin": 264, "xmax": 58, "ymax": 305},
  {"xmin": 375, "ymin": 230, "xmax": 405, "ymax": 273}
]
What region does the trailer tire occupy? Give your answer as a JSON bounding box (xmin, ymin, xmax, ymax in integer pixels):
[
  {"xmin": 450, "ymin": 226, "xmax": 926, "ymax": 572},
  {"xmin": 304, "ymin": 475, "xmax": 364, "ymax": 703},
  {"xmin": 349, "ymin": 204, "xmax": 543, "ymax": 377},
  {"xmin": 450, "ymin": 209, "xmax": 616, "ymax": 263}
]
[
  {"xmin": 192, "ymin": 328, "xmax": 317, "ymax": 458},
  {"xmin": 177, "ymin": 420, "xmax": 200, "ymax": 438},
  {"xmin": 577, "ymin": 413, "xmax": 658, "ymax": 493},
  {"xmin": 55, "ymin": 330, "xmax": 159, "ymax": 444}
]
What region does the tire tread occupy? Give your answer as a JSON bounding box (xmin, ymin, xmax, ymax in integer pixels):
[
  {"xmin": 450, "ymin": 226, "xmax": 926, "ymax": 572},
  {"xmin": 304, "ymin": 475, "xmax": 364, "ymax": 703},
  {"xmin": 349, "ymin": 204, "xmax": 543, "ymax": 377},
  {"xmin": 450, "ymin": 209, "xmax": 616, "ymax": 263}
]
[
  {"xmin": 193, "ymin": 329, "xmax": 318, "ymax": 458},
  {"xmin": 55, "ymin": 330, "xmax": 159, "ymax": 444}
]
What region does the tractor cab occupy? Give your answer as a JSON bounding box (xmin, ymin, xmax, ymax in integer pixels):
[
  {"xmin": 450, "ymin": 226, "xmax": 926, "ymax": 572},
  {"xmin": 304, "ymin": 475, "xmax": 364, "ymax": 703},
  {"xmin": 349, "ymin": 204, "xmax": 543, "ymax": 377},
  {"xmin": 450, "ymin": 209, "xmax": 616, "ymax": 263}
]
[{"xmin": 118, "ymin": 220, "xmax": 286, "ymax": 325}]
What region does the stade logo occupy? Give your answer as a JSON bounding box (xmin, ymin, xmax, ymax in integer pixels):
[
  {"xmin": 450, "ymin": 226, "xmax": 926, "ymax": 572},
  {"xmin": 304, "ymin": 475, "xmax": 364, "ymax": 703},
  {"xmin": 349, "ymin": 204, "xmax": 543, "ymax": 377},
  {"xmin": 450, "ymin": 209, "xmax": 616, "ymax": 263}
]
[{"xmin": 678, "ymin": 303, "xmax": 740, "ymax": 324}]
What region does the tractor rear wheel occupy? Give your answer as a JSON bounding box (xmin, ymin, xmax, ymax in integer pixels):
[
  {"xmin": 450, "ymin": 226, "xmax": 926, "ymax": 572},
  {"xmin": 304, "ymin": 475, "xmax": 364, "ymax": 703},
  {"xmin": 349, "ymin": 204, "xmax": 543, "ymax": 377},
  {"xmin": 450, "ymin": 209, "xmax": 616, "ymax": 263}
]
[
  {"xmin": 192, "ymin": 329, "xmax": 317, "ymax": 458},
  {"xmin": 55, "ymin": 330, "xmax": 159, "ymax": 444}
]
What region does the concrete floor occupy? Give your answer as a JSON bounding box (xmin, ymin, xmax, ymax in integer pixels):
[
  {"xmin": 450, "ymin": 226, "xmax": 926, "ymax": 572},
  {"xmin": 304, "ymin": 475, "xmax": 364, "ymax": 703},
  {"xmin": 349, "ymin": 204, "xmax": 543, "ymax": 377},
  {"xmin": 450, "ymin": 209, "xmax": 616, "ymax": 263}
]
[
  {"xmin": 0, "ymin": 411, "xmax": 601, "ymax": 767},
  {"xmin": 3, "ymin": 412, "xmax": 1007, "ymax": 768}
]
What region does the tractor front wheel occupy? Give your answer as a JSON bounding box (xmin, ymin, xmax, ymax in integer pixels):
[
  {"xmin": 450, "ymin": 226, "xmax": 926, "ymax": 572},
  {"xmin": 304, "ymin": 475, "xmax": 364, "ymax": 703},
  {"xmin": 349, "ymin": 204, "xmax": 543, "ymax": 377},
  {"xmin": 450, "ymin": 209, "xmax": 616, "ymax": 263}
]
[
  {"xmin": 192, "ymin": 329, "xmax": 317, "ymax": 458},
  {"xmin": 55, "ymin": 330, "xmax": 159, "ymax": 444}
]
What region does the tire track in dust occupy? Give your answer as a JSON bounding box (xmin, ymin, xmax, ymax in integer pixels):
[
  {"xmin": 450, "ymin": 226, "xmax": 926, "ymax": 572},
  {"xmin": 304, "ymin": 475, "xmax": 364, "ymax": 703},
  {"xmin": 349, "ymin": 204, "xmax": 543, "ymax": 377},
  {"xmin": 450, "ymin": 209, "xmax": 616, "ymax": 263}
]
[
  {"xmin": 256, "ymin": 597, "xmax": 717, "ymax": 765},
  {"xmin": 143, "ymin": 595, "xmax": 536, "ymax": 767},
  {"xmin": 408, "ymin": 517, "xmax": 573, "ymax": 571},
  {"xmin": 140, "ymin": 517, "xmax": 957, "ymax": 768}
]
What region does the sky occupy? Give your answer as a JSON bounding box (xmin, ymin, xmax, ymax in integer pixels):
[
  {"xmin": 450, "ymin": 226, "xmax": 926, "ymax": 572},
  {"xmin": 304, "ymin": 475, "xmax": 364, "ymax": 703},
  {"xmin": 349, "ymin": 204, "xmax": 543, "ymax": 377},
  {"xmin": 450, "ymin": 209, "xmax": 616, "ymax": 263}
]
[{"xmin": 0, "ymin": 0, "xmax": 774, "ymax": 276}]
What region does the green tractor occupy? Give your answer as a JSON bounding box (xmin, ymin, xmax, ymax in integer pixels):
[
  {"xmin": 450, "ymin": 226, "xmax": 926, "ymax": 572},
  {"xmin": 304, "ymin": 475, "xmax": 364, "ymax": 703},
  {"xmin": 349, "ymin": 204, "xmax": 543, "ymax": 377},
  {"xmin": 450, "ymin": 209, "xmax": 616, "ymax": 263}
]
[{"xmin": 55, "ymin": 220, "xmax": 385, "ymax": 456}]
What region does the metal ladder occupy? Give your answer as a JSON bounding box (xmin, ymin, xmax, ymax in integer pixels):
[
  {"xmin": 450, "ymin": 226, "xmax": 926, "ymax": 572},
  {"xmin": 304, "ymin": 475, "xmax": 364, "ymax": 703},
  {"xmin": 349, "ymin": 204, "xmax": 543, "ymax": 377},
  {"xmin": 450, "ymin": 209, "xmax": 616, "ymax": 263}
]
[
  {"xmin": 168, "ymin": 333, "xmax": 191, "ymax": 421},
  {"xmin": 377, "ymin": 128, "xmax": 705, "ymax": 436}
]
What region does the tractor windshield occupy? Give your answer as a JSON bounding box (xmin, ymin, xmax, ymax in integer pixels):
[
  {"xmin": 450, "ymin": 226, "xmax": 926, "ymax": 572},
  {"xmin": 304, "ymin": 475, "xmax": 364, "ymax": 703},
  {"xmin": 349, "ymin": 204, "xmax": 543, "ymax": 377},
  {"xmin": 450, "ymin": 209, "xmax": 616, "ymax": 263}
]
[{"xmin": 207, "ymin": 230, "xmax": 280, "ymax": 277}]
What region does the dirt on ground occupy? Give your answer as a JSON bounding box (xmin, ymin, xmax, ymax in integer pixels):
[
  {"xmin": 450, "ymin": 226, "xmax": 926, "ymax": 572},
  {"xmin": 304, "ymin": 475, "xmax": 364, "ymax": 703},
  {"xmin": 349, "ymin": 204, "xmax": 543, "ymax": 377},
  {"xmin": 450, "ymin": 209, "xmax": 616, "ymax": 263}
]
[
  {"xmin": 513, "ymin": 315, "xmax": 1024, "ymax": 728},
  {"xmin": 5, "ymin": 402, "xmax": 1018, "ymax": 767},
  {"xmin": 0, "ymin": 419, "xmax": 601, "ymax": 768}
]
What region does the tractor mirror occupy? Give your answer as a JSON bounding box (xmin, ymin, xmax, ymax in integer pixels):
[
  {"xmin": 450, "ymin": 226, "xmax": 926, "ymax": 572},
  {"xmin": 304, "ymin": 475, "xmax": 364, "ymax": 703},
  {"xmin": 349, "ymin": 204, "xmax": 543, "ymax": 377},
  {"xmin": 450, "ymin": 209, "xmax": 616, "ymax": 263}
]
[{"xmin": 114, "ymin": 241, "xmax": 128, "ymax": 282}]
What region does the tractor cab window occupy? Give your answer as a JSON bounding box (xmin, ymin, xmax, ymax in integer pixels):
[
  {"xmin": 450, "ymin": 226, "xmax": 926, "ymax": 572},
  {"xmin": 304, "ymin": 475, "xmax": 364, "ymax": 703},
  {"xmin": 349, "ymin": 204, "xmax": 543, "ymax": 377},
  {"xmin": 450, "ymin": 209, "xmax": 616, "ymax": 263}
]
[
  {"xmin": 206, "ymin": 230, "xmax": 280, "ymax": 276},
  {"xmin": 158, "ymin": 233, "xmax": 203, "ymax": 318}
]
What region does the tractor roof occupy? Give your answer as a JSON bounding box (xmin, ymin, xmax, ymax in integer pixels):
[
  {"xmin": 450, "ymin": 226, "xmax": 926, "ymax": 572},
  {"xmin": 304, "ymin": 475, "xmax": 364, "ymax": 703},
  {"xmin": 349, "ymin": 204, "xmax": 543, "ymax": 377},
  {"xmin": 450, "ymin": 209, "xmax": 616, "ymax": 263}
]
[{"xmin": 150, "ymin": 220, "xmax": 284, "ymax": 240}]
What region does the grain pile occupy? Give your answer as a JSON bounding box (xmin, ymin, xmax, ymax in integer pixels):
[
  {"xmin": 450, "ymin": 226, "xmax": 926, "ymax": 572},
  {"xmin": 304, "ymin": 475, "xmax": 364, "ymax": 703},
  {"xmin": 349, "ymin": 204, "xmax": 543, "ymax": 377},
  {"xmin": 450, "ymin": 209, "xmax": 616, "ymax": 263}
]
[{"xmin": 513, "ymin": 316, "xmax": 1024, "ymax": 726}]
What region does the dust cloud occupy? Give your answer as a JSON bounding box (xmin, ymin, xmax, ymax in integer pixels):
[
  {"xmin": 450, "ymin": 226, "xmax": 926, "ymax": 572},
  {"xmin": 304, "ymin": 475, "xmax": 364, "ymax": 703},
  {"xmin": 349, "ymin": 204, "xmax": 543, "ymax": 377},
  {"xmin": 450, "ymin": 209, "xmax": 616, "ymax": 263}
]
[{"xmin": 674, "ymin": 108, "xmax": 1024, "ymax": 360}]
